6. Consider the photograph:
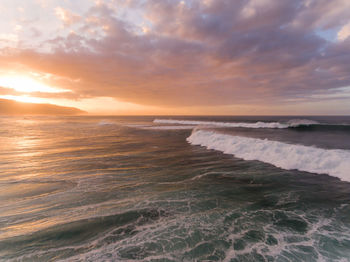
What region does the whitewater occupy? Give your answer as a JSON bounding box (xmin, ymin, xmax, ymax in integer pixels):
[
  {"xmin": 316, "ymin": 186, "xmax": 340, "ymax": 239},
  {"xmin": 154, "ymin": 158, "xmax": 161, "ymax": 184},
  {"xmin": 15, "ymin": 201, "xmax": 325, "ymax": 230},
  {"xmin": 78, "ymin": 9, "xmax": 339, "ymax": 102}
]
[
  {"xmin": 153, "ymin": 118, "xmax": 350, "ymax": 182},
  {"xmin": 187, "ymin": 129, "xmax": 350, "ymax": 182}
]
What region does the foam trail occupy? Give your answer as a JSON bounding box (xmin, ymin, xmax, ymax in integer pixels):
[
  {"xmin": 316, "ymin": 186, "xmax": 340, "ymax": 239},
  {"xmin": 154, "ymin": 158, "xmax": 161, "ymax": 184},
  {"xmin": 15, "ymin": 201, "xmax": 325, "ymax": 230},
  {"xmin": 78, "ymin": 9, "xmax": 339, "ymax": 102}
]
[
  {"xmin": 187, "ymin": 130, "xmax": 350, "ymax": 182},
  {"xmin": 155, "ymin": 119, "xmax": 300, "ymax": 129}
]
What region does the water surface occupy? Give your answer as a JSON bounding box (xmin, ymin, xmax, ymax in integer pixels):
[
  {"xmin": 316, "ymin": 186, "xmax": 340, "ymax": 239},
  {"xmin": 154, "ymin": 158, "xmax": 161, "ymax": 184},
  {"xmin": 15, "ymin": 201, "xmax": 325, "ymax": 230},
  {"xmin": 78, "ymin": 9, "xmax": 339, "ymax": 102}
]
[{"xmin": 0, "ymin": 116, "xmax": 350, "ymax": 261}]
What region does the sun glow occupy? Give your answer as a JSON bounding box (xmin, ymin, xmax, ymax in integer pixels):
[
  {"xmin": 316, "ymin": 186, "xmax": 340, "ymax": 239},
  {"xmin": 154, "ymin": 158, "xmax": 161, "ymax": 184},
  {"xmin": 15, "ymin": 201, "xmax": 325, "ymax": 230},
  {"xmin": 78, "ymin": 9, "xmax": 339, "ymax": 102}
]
[
  {"xmin": 0, "ymin": 95, "xmax": 46, "ymax": 104},
  {"xmin": 0, "ymin": 75, "xmax": 67, "ymax": 93}
]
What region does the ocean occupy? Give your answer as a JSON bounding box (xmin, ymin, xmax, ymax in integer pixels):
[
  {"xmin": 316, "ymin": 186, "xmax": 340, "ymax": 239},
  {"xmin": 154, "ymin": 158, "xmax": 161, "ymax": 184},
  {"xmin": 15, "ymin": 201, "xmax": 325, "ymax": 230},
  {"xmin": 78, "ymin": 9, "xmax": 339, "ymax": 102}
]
[{"xmin": 0, "ymin": 115, "xmax": 350, "ymax": 261}]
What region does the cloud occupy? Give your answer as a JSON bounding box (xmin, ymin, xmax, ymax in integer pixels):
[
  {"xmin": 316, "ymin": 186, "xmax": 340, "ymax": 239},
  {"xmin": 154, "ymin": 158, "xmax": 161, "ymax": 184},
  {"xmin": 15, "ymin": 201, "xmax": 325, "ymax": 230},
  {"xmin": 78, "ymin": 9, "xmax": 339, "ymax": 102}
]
[
  {"xmin": 338, "ymin": 22, "xmax": 350, "ymax": 41},
  {"xmin": 55, "ymin": 6, "xmax": 81, "ymax": 27},
  {"xmin": 0, "ymin": 0, "xmax": 350, "ymax": 111},
  {"xmin": 0, "ymin": 34, "xmax": 19, "ymax": 44}
]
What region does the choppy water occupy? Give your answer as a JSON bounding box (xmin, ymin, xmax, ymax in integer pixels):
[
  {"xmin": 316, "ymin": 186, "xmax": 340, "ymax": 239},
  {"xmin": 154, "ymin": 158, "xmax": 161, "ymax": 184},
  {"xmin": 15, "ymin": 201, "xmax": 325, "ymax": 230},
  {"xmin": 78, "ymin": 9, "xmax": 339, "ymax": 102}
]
[{"xmin": 0, "ymin": 116, "xmax": 350, "ymax": 261}]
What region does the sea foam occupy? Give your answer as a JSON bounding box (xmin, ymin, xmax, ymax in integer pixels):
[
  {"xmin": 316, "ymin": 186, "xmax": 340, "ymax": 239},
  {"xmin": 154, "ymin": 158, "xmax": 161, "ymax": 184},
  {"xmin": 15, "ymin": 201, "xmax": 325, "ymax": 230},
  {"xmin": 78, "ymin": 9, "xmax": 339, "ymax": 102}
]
[
  {"xmin": 187, "ymin": 130, "xmax": 350, "ymax": 182},
  {"xmin": 154, "ymin": 119, "xmax": 318, "ymax": 129}
]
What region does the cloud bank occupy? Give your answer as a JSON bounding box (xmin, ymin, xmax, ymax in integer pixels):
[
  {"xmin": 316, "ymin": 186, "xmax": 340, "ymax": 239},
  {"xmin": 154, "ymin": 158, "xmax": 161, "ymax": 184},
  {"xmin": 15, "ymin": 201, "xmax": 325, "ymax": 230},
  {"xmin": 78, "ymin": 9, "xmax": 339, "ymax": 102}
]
[{"xmin": 0, "ymin": 0, "xmax": 350, "ymax": 113}]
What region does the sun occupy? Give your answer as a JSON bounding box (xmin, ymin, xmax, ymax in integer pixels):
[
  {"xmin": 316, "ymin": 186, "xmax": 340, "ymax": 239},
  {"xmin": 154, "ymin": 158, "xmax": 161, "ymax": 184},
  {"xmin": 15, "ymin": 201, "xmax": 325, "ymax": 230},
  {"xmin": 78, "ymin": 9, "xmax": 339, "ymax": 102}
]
[
  {"xmin": 0, "ymin": 75, "xmax": 66, "ymax": 93},
  {"xmin": 0, "ymin": 74, "xmax": 70, "ymax": 104},
  {"xmin": 0, "ymin": 95, "xmax": 45, "ymax": 104}
]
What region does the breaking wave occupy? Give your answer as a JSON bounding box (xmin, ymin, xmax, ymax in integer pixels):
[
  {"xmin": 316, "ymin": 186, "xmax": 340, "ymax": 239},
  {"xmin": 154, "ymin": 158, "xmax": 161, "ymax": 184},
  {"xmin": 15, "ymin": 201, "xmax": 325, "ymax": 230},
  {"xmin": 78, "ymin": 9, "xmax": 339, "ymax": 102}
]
[
  {"xmin": 154, "ymin": 119, "xmax": 319, "ymax": 129},
  {"xmin": 187, "ymin": 130, "xmax": 350, "ymax": 182},
  {"xmin": 98, "ymin": 120, "xmax": 115, "ymax": 126},
  {"xmin": 142, "ymin": 125, "xmax": 196, "ymax": 130},
  {"xmin": 286, "ymin": 119, "xmax": 319, "ymax": 127}
]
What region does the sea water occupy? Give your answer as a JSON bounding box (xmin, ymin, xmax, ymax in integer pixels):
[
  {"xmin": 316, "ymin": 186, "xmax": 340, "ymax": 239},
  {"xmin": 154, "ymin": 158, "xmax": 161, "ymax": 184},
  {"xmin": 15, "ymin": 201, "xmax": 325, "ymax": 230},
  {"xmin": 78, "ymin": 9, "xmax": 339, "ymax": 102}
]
[{"xmin": 0, "ymin": 116, "xmax": 350, "ymax": 261}]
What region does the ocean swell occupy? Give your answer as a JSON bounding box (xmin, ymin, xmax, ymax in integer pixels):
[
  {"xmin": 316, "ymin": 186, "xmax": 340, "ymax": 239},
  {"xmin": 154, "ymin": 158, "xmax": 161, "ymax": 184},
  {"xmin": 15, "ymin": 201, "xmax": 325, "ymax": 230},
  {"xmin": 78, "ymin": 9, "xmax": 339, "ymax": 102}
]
[
  {"xmin": 154, "ymin": 119, "xmax": 319, "ymax": 129},
  {"xmin": 187, "ymin": 130, "xmax": 350, "ymax": 182}
]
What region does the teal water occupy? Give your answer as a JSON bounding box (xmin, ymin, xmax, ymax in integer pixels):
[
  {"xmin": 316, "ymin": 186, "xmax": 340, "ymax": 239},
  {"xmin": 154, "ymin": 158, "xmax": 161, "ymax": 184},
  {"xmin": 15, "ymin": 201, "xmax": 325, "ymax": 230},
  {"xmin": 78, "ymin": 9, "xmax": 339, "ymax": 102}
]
[{"xmin": 0, "ymin": 116, "xmax": 350, "ymax": 261}]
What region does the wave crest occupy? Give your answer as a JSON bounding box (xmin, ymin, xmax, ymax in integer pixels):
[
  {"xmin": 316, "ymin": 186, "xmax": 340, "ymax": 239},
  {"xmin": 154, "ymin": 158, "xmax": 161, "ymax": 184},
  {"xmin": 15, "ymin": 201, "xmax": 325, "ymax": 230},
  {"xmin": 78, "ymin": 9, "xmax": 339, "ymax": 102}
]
[
  {"xmin": 187, "ymin": 130, "xmax": 350, "ymax": 182},
  {"xmin": 98, "ymin": 120, "xmax": 115, "ymax": 126},
  {"xmin": 154, "ymin": 119, "xmax": 320, "ymax": 129},
  {"xmin": 287, "ymin": 119, "xmax": 319, "ymax": 127},
  {"xmin": 154, "ymin": 119, "xmax": 288, "ymax": 128}
]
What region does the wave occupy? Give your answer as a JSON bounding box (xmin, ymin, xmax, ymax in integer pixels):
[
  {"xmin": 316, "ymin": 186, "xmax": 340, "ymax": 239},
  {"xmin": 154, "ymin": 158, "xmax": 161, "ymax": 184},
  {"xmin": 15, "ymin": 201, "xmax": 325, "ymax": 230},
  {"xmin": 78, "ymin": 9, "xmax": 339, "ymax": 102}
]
[
  {"xmin": 291, "ymin": 123, "xmax": 350, "ymax": 132},
  {"xmin": 124, "ymin": 124, "xmax": 195, "ymax": 130},
  {"xmin": 154, "ymin": 119, "xmax": 319, "ymax": 129},
  {"xmin": 97, "ymin": 120, "xmax": 115, "ymax": 126},
  {"xmin": 143, "ymin": 125, "xmax": 196, "ymax": 130},
  {"xmin": 286, "ymin": 119, "xmax": 319, "ymax": 127},
  {"xmin": 187, "ymin": 130, "xmax": 350, "ymax": 182}
]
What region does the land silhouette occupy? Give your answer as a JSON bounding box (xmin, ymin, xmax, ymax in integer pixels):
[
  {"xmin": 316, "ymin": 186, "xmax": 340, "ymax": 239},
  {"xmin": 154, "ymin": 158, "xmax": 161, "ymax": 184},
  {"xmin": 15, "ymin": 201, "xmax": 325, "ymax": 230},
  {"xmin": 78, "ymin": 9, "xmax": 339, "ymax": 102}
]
[{"xmin": 0, "ymin": 98, "xmax": 85, "ymax": 115}]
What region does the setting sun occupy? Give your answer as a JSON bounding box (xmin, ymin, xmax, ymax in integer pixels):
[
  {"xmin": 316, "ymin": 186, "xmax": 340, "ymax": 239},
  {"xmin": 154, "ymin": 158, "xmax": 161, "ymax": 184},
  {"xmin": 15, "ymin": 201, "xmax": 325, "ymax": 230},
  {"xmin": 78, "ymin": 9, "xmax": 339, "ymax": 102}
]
[
  {"xmin": 0, "ymin": 94, "xmax": 45, "ymax": 104},
  {"xmin": 0, "ymin": 75, "xmax": 67, "ymax": 93}
]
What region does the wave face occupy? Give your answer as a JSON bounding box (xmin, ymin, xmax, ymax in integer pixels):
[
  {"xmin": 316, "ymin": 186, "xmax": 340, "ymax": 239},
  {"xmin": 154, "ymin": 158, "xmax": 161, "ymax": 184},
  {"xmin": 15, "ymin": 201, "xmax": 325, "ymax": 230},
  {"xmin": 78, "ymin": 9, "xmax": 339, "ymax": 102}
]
[
  {"xmin": 154, "ymin": 119, "xmax": 319, "ymax": 129},
  {"xmin": 187, "ymin": 130, "xmax": 350, "ymax": 182}
]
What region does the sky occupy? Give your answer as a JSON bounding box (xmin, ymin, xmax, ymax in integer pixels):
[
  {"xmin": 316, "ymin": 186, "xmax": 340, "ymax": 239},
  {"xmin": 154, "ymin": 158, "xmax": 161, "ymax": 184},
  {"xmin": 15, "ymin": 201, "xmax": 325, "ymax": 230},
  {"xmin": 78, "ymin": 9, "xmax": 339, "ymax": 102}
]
[{"xmin": 0, "ymin": 0, "xmax": 349, "ymax": 115}]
